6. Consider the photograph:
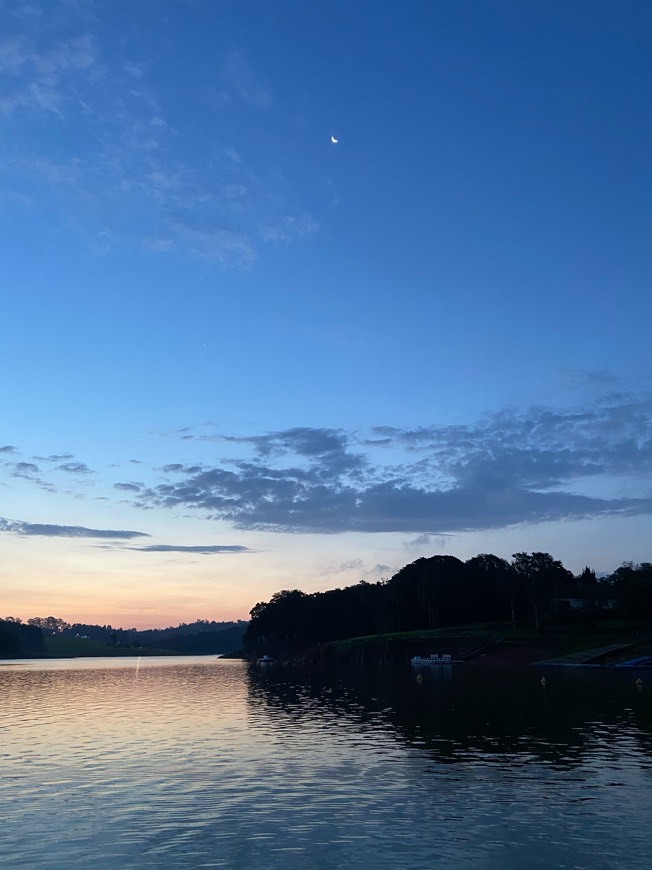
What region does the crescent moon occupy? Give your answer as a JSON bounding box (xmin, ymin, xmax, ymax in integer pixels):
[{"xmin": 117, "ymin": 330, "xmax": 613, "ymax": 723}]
[{"xmin": 331, "ymin": 135, "xmax": 338, "ymax": 144}]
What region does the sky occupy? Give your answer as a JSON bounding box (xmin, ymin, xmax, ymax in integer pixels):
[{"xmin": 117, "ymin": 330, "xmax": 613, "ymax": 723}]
[{"xmin": 1, "ymin": 0, "xmax": 651, "ymax": 629}]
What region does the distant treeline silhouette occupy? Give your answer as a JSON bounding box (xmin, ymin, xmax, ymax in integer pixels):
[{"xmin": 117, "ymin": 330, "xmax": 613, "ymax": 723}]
[
  {"xmin": 0, "ymin": 619, "xmax": 47, "ymax": 657},
  {"xmin": 244, "ymin": 553, "xmax": 652, "ymax": 653},
  {"xmin": 0, "ymin": 617, "xmax": 247, "ymax": 658}
]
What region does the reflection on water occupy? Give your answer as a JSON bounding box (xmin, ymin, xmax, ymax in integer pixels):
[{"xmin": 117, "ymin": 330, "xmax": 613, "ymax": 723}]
[
  {"xmin": 248, "ymin": 663, "xmax": 652, "ymax": 766},
  {"xmin": 2, "ymin": 656, "xmax": 652, "ymax": 868}
]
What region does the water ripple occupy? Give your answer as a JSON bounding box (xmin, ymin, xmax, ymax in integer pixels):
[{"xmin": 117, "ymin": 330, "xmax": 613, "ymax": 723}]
[{"xmin": 2, "ymin": 657, "xmax": 652, "ymax": 868}]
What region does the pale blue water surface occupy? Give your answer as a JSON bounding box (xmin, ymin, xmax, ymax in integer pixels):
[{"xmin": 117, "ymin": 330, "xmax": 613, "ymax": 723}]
[{"xmin": 2, "ymin": 656, "xmax": 652, "ymax": 868}]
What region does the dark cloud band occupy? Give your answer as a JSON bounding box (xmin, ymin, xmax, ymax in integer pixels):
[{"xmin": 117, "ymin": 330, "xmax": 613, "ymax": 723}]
[
  {"xmin": 0, "ymin": 518, "xmax": 148, "ymax": 539},
  {"xmin": 128, "ymin": 544, "xmax": 253, "ymax": 554},
  {"xmin": 132, "ymin": 392, "xmax": 652, "ymax": 534}
]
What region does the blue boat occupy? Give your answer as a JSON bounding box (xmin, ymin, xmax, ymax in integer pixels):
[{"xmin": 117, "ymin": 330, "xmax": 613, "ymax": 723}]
[{"xmin": 411, "ymin": 653, "xmax": 452, "ymax": 666}]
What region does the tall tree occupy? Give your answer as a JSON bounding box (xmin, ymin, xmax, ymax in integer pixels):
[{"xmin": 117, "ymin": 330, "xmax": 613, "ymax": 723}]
[
  {"xmin": 466, "ymin": 553, "xmax": 519, "ymax": 627},
  {"xmin": 512, "ymin": 552, "xmax": 573, "ymax": 630},
  {"xmin": 610, "ymin": 562, "xmax": 652, "ymax": 619}
]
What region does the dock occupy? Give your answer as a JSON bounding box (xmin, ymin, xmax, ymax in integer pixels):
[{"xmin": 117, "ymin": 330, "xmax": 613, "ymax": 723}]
[{"xmin": 537, "ymin": 641, "xmax": 636, "ymax": 667}]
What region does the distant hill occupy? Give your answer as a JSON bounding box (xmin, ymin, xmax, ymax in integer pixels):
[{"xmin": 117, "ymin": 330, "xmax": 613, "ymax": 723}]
[
  {"xmin": 144, "ymin": 624, "xmax": 247, "ymax": 654},
  {"xmin": 136, "ymin": 620, "xmax": 248, "ymax": 653},
  {"xmin": 13, "ymin": 616, "xmax": 249, "ymax": 656}
]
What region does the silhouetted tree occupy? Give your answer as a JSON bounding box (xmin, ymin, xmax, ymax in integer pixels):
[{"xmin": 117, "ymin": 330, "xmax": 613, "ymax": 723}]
[
  {"xmin": 512, "ymin": 552, "xmax": 573, "ymax": 630},
  {"xmin": 577, "ymin": 566, "xmax": 598, "ymax": 586},
  {"xmin": 610, "ymin": 562, "xmax": 652, "ymax": 619},
  {"xmin": 0, "ymin": 620, "xmax": 46, "ymax": 657},
  {"xmin": 466, "ymin": 554, "xmax": 518, "ymax": 627},
  {"xmin": 27, "ymin": 616, "xmax": 70, "ymax": 635}
]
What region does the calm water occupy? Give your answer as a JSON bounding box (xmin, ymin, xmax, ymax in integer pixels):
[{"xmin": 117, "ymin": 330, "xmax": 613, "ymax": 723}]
[{"xmin": 2, "ymin": 657, "xmax": 652, "ymax": 868}]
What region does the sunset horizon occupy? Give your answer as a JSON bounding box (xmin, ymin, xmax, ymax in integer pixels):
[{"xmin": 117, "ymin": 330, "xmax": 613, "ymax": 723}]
[{"xmin": 2, "ymin": 0, "xmax": 650, "ymax": 630}]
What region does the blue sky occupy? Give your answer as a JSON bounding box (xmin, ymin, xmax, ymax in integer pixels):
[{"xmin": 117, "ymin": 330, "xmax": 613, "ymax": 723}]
[{"xmin": 1, "ymin": 0, "xmax": 651, "ymax": 628}]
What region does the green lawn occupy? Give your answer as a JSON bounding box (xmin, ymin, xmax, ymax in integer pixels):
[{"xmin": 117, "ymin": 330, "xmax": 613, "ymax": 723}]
[{"xmin": 326, "ymin": 619, "xmax": 649, "ymax": 657}]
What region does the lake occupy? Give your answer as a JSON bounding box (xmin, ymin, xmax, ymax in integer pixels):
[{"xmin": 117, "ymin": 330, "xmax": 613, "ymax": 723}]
[{"xmin": 1, "ymin": 656, "xmax": 652, "ymax": 868}]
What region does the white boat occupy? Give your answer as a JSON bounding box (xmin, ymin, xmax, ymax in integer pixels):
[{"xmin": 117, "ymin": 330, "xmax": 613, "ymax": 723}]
[{"xmin": 256, "ymin": 654, "xmax": 277, "ymax": 665}]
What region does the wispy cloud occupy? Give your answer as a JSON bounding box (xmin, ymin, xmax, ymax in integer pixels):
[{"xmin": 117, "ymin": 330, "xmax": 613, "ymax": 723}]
[
  {"xmin": 0, "ymin": 517, "xmax": 148, "ymax": 539},
  {"xmin": 1, "ymin": 450, "xmax": 95, "ymax": 493},
  {"xmin": 114, "ymin": 482, "xmax": 143, "ymax": 493},
  {"xmin": 222, "ymin": 50, "xmax": 272, "ymax": 108},
  {"xmin": 0, "ymin": 33, "xmax": 96, "ymax": 115},
  {"xmin": 1, "ymin": 16, "xmax": 315, "ymax": 268},
  {"xmin": 371, "ymin": 563, "xmax": 391, "ymax": 576},
  {"xmin": 56, "ymin": 461, "xmax": 93, "ymax": 474},
  {"xmin": 11, "ymin": 461, "xmax": 40, "ymax": 478},
  {"xmin": 405, "ymin": 533, "xmax": 455, "ymax": 550},
  {"xmin": 34, "ymin": 453, "xmax": 74, "ymax": 462},
  {"xmin": 127, "ymin": 544, "xmax": 253, "ymax": 555},
  {"xmin": 129, "ymin": 392, "xmax": 652, "ymax": 534}
]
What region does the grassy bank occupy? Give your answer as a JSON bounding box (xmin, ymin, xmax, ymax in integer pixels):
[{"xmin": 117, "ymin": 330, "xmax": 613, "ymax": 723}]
[{"xmin": 282, "ymin": 619, "xmax": 652, "ymax": 666}]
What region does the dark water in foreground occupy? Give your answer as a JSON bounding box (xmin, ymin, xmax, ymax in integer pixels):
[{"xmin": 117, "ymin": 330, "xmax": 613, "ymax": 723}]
[{"xmin": 2, "ymin": 657, "xmax": 652, "ymax": 868}]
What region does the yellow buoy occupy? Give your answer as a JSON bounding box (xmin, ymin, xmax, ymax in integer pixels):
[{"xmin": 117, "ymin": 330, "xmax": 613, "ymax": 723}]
[
  {"xmin": 540, "ymin": 676, "xmax": 547, "ymax": 687},
  {"xmin": 636, "ymin": 678, "xmax": 643, "ymax": 690},
  {"xmin": 416, "ymin": 673, "xmax": 423, "ymax": 684}
]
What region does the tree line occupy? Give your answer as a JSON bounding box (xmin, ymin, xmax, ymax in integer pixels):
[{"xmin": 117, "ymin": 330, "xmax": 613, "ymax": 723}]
[
  {"xmin": 0, "ymin": 618, "xmax": 47, "ymax": 657},
  {"xmin": 244, "ymin": 553, "xmax": 652, "ymax": 652},
  {"xmin": 0, "ymin": 616, "xmax": 248, "ymax": 658}
]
